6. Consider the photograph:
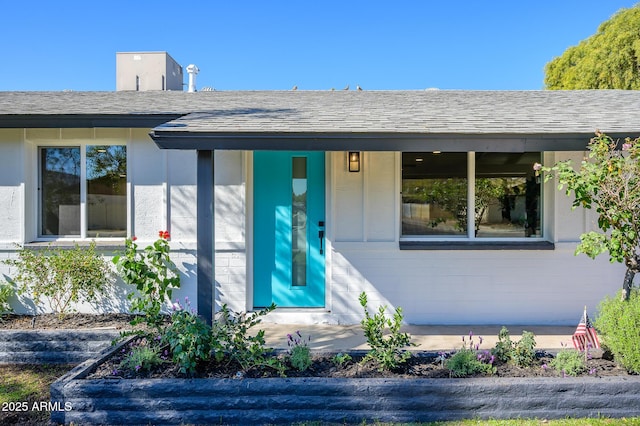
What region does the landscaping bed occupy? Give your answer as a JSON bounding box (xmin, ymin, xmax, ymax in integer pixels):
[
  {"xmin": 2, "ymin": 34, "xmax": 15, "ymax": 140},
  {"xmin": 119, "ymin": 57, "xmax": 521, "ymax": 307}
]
[{"xmin": 50, "ymin": 339, "xmax": 640, "ymax": 425}]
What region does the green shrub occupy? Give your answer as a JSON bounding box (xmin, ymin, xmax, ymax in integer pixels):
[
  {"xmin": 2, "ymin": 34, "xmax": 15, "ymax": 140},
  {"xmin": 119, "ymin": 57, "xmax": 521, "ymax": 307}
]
[
  {"xmin": 492, "ymin": 327, "xmax": 537, "ymax": 367},
  {"xmin": 331, "ymin": 352, "xmax": 352, "ymax": 368},
  {"xmin": 164, "ymin": 300, "xmax": 212, "ymax": 375},
  {"xmin": 512, "ymin": 331, "xmax": 537, "ymax": 368},
  {"xmin": 595, "ymin": 289, "xmax": 640, "ymax": 373},
  {"xmin": 211, "ymin": 303, "xmax": 285, "ymax": 375},
  {"xmin": 446, "ymin": 347, "xmax": 496, "ymax": 377},
  {"xmin": 492, "ymin": 326, "xmax": 514, "ymax": 363},
  {"xmin": 4, "ymin": 242, "xmax": 112, "ymax": 315},
  {"xmin": 120, "ymin": 344, "xmax": 164, "ymax": 374},
  {"xmin": 359, "ymin": 292, "xmax": 414, "ymax": 371},
  {"xmin": 0, "ymin": 281, "xmax": 14, "ymax": 315},
  {"xmin": 287, "ymin": 331, "xmax": 312, "ymax": 372},
  {"xmin": 550, "ymin": 349, "xmax": 586, "ymax": 377},
  {"xmin": 112, "ymin": 232, "xmax": 180, "ymax": 331},
  {"xmin": 446, "ymin": 332, "xmax": 496, "ymax": 377}
]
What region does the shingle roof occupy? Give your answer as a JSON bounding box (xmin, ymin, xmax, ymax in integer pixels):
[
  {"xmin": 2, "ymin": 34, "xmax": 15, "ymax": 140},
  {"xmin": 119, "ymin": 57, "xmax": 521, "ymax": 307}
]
[
  {"xmin": 2, "ymin": 90, "xmax": 640, "ymax": 151},
  {"xmin": 1, "ymin": 90, "xmax": 639, "ymax": 135}
]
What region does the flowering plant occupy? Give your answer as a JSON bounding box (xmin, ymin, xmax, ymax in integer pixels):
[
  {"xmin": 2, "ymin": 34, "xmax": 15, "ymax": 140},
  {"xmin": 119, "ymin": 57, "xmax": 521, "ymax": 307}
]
[
  {"xmin": 287, "ymin": 330, "xmax": 312, "ymax": 371},
  {"xmin": 113, "ymin": 230, "xmax": 180, "ymax": 329},
  {"xmin": 535, "ymin": 132, "xmax": 640, "ymax": 300},
  {"xmin": 446, "ymin": 331, "xmax": 496, "ymax": 377}
]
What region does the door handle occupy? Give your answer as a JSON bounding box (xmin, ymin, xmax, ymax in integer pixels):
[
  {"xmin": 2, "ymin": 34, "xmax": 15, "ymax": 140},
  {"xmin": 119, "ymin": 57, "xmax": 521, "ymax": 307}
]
[{"xmin": 318, "ymin": 221, "xmax": 325, "ymax": 254}]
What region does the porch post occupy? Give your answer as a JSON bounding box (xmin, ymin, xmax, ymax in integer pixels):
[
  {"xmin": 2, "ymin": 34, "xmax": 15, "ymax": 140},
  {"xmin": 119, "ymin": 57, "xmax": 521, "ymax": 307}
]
[{"xmin": 197, "ymin": 150, "xmax": 214, "ymax": 326}]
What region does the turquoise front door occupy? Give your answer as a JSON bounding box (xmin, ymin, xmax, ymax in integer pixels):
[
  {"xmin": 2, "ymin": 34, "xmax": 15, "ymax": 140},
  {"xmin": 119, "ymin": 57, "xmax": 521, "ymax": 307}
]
[{"xmin": 253, "ymin": 151, "xmax": 326, "ymax": 308}]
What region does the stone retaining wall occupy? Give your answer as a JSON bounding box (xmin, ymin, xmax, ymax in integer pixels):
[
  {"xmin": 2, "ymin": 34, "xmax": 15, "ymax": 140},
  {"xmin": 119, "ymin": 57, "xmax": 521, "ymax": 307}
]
[
  {"xmin": 0, "ymin": 330, "xmax": 120, "ymax": 364},
  {"xmin": 50, "ymin": 341, "xmax": 640, "ymax": 425}
]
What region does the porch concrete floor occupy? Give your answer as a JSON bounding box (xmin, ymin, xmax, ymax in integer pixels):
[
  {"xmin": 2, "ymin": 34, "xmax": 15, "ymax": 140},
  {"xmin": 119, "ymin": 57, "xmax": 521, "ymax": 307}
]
[{"xmin": 259, "ymin": 324, "xmax": 576, "ymax": 352}]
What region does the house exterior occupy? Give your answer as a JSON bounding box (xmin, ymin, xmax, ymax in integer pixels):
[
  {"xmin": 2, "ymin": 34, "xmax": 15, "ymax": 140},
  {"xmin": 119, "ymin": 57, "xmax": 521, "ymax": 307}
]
[{"xmin": 0, "ymin": 89, "xmax": 637, "ymax": 325}]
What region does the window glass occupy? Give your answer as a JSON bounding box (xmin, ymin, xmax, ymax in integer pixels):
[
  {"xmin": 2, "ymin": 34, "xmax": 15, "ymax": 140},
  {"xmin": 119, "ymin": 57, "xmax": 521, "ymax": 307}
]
[
  {"xmin": 87, "ymin": 145, "xmax": 127, "ymax": 238},
  {"xmin": 402, "ymin": 153, "xmax": 467, "ymax": 236},
  {"xmin": 39, "ymin": 144, "xmax": 127, "ymax": 238},
  {"xmin": 291, "ymin": 157, "xmax": 308, "ymax": 286},
  {"xmin": 475, "ymin": 153, "xmax": 541, "ymax": 238},
  {"xmin": 401, "ymin": 151, "xmax": 542, "ymax": 239},
  {"xmin": 40, "ymin": 147, "xmax": 81, "ymax": 236}
]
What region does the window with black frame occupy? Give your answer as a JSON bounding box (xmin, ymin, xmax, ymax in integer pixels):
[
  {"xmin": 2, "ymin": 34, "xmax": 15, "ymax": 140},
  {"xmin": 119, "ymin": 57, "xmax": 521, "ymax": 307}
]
[
  {"xmin": 401, "ymin": 152, "xmax": 541, "ymax": 239},
  {"xmin": 39, "ymin": 145, "xmax": 127, "ymax": 238}
]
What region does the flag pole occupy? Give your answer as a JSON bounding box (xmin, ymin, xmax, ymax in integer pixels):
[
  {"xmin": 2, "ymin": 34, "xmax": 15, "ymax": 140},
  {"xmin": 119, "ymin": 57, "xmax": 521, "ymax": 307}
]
[{"xmin": 584, "ymin": 305, "xmax": 588, "ymax": 363}]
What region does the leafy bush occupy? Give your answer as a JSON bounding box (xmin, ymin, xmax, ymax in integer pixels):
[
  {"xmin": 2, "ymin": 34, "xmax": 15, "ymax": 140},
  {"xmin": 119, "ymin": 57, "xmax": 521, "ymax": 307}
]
[
  {"xmin": 211, "ymin": 303, "xmax": 285, "ymax": 375},
  {"xmin": 0, "ymin": 281, "xmax": 14, "ymax": 315},
  {"xmin": 446, "ymin": 332, "xmax": 496, "ymax": 377},
  {"xmin": 550, "ymin": 349, "xmax": 586, "ymax": 377},
  {"xmin": 512, "ymin": 331, "xmax": 537, "ymax": 368},
  {"xmin": 4, "ymin": 242, "xmax": 112, "ymax": 315},
  {"xmin": 492, "ymin": 327, "xmax": 537, "ymax": 367},
  {"xmin": 492, "ymin": 326, "xmax": 514, "ymax": 363},
  {"xmin": 331, "ymin": 352, "xmax": 352, "ymax": 368},
  {"xmin": 112, "ymin": 232, "xmax": 180, "ymax": 330},
  {"xmin": 120, "ymin": 344, "xmax": 164, "ymax": 374},
  {"xmin": 287, "ymin": 331, "xmax": 312, "ymax": 372},
  {"xmin": 595, "ymin": 289, "xmax": 640, "ymax": 373},
  {"xmin": 164, "ymin": 299, "xmax": 212, "ymax": 375},
  {"xmin": 359, "ymin": 292, "xmax": 414, "ymax": 371}
]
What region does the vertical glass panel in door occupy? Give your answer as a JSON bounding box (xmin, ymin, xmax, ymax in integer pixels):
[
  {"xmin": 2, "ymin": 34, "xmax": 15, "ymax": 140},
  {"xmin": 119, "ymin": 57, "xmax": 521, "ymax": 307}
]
[
  {"xmin": 40, "ymin": 147, "xmax": 81, "ymax": 236},
  {"xmin": 292, "ymin": 157, "xmax": 308, "ymax": 286}
]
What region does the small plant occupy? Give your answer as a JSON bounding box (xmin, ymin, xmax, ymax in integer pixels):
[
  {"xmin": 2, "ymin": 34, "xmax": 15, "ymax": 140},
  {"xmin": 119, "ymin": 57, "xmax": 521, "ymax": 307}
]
[
  {"xmin": 164, "ymin": 298, "xmax": 212, "ymax": 375},
  {"xmin": 492, "ymin": 327, "xmax": 537, "ymax": 367},
  {"xmin": 112, "ymin": 231, "xmax": 180, "ymax": 331},
  {"xmin": 331, "ymin": 352, "xmax": 352, "ymax": 368},
  {"xmin": 446, "ymin": 332, "xmax": 496, "ymax": 377},
  {"xmin": 512, "ymin": 331, "xmax": 537, "ymax": 368},
  {"xmin": 550, "ymin": 348, "xmax": 587, "ymax": 377},
  {"xmin": 492, "ymin": 326, "xmax": 514, "ymax": 363},
  {"xmin": 211, "ymin": 303, "xmax": 285, "ymax": 375},
  {"xmin": 287, "ymin": 330, "xmax": 312, "ymax": 372},
  {"xmin": 120, "ymin": 343, "xmax": 164, "ymax": 375},
  {"xmin": 0, "ymin": 281, "xmax": 14, "ymax": 315},
  {"xmin": 4, "ymin": 242, "xmax": 112, "ymax": 316},
  {"xmin": 359, "ymin": 292, "xmax": 414, "ymax": 371},
  {"xmin": 595, "ymin": 288, "xmax": 640, "ymax": 373}
]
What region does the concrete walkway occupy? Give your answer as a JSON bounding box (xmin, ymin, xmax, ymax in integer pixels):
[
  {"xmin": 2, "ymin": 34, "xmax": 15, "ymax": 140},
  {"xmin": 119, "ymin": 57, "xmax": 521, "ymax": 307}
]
[{"xmin": 259, "ymin": 324, "xmax": 576, "ymax": 352}]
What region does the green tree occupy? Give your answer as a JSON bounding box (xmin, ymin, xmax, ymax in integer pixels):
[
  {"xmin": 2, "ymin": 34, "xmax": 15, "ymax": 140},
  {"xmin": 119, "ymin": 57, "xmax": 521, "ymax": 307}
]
[
  {"xmin": 544, "ymin": 5, "xmax": 640, "ymax": 90},
  {"xmin": 537, "ymin": 132, "xmax": 640, "ymax": 300}
]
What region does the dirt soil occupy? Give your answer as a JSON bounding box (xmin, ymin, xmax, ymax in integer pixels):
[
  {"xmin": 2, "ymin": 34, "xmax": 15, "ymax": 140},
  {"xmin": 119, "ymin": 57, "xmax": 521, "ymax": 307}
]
[
  {"xmin": 87, "ymin": 337, "xmax": 630, "ymax": 381},
  {"xmin": 0, "ymin": 313, "xmax": 142, "ymax": 330},
  {"xmin": 1, "ymin": 314, "xmax": 632, "ymax": 380}
]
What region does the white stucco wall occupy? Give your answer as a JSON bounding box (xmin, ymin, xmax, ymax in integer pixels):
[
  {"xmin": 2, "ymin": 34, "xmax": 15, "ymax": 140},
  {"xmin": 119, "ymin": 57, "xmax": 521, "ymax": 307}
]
[
  {"xmin": 0, "ymin": 128, "xmax": 202, "ymax": 314},
  {"xmin": 0, "ymin": 130, "xmax": 24, "ymax": 243},
  {"xmin": 0, "ymin": 134, "xmax": 628, "ymax": 324},
  {"xmin": 322, "ymin": 150, "xmax": 624, "ymax": 326}
]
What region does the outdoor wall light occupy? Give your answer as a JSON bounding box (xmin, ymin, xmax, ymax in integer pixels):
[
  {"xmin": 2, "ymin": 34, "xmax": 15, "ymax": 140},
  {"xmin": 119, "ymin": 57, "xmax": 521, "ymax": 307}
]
[{"xmin": 348, "ymin": 151, "xmax": 361, "ymax": 172}]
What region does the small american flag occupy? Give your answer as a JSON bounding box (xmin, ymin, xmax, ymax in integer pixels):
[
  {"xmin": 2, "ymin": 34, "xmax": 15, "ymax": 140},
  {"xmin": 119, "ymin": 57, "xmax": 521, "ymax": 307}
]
[{"xmin": 572, "ymin": 307, "xmax": 600, "ymax": 351}]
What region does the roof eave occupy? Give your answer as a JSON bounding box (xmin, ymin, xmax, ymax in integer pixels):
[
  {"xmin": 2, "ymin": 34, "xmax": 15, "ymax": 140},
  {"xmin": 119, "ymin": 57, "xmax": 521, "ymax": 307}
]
[
  {"xmin": 149, "ymin": 130, "xmax": 599, "ymax": 152},
  {"xmin": 0, "ymin": 114, "xmax": 183, "ymax": 129}
]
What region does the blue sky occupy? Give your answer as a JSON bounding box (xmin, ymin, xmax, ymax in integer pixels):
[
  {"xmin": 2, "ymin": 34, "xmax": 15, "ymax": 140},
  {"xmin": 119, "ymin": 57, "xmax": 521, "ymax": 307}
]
[{"xmin": 1, "ymin": 1, "xmax": 637, "ymax": 91}]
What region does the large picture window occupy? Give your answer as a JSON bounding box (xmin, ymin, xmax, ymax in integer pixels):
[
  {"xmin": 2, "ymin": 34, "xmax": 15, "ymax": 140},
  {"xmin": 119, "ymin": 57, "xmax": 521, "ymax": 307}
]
[
  {"xmin": 39, "ymin": 145, "xmax": 127, "ymax": 238},
  {"xmin": 401, "ymin": 152, "xmax": 541, "ymax": 239}
]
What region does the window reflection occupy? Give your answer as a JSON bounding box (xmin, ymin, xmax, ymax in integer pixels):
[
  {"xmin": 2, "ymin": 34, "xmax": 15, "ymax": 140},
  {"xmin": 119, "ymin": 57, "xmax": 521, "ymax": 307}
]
[
  {"xmin": 86, "ymin": 145, "xmax": 127, "ymax": 238},
  {"xmin": 475, "ymin": 153, "xmax": 540, "ymax": 238},
  {"xmin": 40, "ymin": 147, "xmax": 81, "ymax": 236},
  {"xmin": 402, "ymin": 153, "xmax": 467, "ymax": 236},
  {"xmin": 401, "ymin": 152, "xmax": 542, "ymax": 238},
  {"xmin": 292, "ymin": 157, "xmax": 307, "ymax": 286}
]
